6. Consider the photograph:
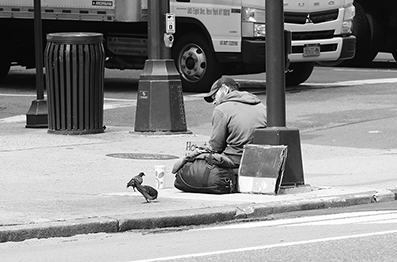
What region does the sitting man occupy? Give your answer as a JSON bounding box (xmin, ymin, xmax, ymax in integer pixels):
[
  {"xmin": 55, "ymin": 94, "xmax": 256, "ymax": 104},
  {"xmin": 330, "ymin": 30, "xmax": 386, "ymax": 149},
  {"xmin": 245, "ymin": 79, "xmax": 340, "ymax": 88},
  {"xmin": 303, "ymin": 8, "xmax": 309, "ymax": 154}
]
[{"xmin": 203, "ymin": 76, "xmax": 268, "ymax": 168}]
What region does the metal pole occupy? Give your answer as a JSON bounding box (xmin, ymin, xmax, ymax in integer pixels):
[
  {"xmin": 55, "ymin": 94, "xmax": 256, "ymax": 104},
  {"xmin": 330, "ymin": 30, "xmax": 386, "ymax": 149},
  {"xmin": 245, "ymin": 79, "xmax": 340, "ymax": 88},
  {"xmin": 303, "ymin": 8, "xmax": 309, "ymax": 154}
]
[
  {"xmin": 147, "ymin": 0, "xmax": 161, "ymax": 59},
  {"xmin": 147, "ymin": 0, "xmax": 171, "ymax": 59},
  {"xmin": 134, "ymin": 0, "xmax": 188, "ymax": 133},
  {"xmin": 26, "ymin": 0, "xmax": 48, "ymax": 128},
  {"xmin": 34, "ymin": 0, "xmax": 44, "ymax": 100},
  {"xmin": 265, "ymin": 0, "xmax": 286, "ymax": 127},
  {"xmin": 160, "ymin": 0, "xmax": 171, "ymax": 59},
  {"xmin": 253, "ymin": 0, "xmax": 305, "ymax": 187}
]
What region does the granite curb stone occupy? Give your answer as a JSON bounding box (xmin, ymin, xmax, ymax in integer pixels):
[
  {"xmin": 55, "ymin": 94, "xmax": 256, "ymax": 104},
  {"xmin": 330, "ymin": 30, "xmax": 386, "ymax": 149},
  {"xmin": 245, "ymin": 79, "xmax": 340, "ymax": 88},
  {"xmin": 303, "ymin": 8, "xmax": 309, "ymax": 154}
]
[{"xmin": 1, "ymin": 189, "xmax": 395, "ymax": 243}]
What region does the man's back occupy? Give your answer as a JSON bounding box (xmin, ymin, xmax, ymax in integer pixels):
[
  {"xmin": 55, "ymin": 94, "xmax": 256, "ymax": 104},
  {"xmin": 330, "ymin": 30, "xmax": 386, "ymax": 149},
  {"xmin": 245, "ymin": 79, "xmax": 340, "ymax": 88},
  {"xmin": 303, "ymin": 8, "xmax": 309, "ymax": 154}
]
[{"xmin": 209, "ymin": 91, "xmax": 267, "ymax": 165}]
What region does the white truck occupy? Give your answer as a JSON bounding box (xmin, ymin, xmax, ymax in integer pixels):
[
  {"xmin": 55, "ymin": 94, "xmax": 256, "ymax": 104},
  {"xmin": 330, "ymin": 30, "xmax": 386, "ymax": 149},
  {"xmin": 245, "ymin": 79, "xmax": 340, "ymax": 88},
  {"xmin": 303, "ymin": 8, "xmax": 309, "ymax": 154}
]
[
  {"xmin": 284, "ymin": 0, "xmax": 356, "ymax": 85},
  {"xmin": 331, "ymin": 0, "xmax": 397, "ymax": 66},
  {"xmin": 0, "ymin": 0, "xmax": 355, "ymax": 91}
]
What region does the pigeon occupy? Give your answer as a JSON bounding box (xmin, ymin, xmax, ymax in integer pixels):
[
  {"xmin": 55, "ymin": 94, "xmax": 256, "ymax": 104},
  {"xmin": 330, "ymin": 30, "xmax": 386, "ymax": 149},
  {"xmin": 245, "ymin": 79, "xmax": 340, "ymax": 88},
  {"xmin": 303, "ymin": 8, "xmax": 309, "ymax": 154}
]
[
  {"xmin": 126, "ymin": 172, "xmax": 145, "ymax": 191},
  {"xmin": 135, "ymin": 183, "xmax": 158, "ymax": 203}
]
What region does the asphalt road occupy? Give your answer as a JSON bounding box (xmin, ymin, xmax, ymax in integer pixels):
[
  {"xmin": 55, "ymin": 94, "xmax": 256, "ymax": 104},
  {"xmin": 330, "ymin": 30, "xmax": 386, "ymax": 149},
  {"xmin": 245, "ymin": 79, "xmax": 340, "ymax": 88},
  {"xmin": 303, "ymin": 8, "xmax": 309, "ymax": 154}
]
[{"xmin": 1, "ymin": 201, "xmax": 396, "ymax": 262}]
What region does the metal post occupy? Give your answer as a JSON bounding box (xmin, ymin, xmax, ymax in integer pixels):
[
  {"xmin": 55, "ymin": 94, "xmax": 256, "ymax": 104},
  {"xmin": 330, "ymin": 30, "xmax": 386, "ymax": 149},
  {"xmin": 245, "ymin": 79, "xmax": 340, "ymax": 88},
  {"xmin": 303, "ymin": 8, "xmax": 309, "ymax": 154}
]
[
  {"xmin": 147, "ymin": 0, "xmax": 161, "ymax": 59},
  {"xmin": 266, "ymin": 0, "xmax": 286, "ymax": 127},
  {"xmin": 134, "ymin": 0, "xmax": 189, "ymax": 133},
  {"xmin": 253, "ymin": 0, "xmax": 305, "ymax": 187},
  {"xmin": 159, "ymin": 0, "xmax": 171, "ymax": 60},
  {"xmin": 26, "ymin": 0, "xmax": 48, "ymax": 128},
  {"xmin": 33, "ymin": 0, "xmax": 45, "ymax": 101}
]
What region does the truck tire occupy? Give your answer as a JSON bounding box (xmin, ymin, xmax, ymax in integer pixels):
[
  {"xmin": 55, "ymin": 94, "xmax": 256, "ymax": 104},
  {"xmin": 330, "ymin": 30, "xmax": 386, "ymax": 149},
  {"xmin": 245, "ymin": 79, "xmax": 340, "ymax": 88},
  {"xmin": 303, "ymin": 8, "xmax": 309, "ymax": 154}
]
[
  {"xmin": 172, "ymin": 33, "xmax": 221, "ymax": 92},
  {"xmin": 392, "ymin": 50, "xmax": 397, "ymax": 62},
  {"xmin": 317, "ymin": 2, "xmax": 382, "ymax": 67},
  {"xmin": 285, "ymin": 62, "xmax": 314, "ymax": 87},
  {"xmin": 342, "ymin": 1, "xmax": 381, "ymax": 66},
  {"xmin": 0, "ymin": 46, "xmax": 11, "ymax": 81}
]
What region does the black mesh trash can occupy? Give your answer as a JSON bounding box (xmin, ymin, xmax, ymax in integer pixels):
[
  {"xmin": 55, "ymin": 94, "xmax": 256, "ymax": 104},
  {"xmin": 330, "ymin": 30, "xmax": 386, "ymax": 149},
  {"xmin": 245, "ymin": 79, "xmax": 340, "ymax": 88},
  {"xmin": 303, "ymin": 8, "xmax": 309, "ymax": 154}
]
[{"xmin": 45, "ymin": 32, "xmax": 105, "ymax": 135}]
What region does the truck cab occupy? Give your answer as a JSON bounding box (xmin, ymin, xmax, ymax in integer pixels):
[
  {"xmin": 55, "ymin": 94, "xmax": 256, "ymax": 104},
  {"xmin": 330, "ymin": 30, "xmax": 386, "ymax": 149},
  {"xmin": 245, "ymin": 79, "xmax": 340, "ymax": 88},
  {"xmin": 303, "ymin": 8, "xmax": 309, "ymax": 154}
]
[{"xmin": 284, "ymin": 0, "xmax": 356, "ymax": 85}]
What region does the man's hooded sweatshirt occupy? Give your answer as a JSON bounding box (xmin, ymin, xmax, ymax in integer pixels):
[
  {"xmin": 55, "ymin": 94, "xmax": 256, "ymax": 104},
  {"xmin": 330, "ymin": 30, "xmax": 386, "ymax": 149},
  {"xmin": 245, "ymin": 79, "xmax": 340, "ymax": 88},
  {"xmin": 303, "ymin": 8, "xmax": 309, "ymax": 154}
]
[{"xmin": 209, "ymin": 90, "xmax": 267, "ymax": 166}]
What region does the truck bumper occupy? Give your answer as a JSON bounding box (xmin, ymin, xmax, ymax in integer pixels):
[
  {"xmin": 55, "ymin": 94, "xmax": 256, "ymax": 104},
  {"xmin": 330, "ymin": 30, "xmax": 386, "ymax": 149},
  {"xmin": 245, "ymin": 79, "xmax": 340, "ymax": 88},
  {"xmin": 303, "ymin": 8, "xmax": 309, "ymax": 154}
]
[
  {"xmin": 218, "ymin": 35, "xmax": 355, "ymax": 75},
  {"xmin": 339, "ymin": 36, "xmax": 356, "ymax": 60},
  {"xmin": 241, "ymin": 38, "xmax": 265, "ymax": 65},
  {"xmin": 239, "ymin": 35, "xmax": 355, "ymax": 64},
  {"xmin": 289, "ymin": 35, "xmax": 356, "ymax": 62}
]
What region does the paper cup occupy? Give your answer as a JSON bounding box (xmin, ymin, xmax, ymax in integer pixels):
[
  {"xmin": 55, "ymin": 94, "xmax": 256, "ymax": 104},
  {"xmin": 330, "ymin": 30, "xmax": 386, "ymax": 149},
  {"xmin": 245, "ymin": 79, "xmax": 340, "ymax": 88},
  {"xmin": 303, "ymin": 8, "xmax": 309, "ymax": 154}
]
[{"xmin": 154, "ymin": 165, "xmax": 166, "ymax": 189}]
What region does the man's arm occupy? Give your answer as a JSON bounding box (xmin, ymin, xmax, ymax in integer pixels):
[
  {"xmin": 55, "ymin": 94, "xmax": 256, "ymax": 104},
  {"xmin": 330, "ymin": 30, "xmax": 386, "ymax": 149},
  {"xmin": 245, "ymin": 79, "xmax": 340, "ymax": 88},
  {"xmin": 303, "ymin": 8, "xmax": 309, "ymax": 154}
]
[{"xmin": 208, "ymin": 109, "xmax": 228, "ymax": 153}]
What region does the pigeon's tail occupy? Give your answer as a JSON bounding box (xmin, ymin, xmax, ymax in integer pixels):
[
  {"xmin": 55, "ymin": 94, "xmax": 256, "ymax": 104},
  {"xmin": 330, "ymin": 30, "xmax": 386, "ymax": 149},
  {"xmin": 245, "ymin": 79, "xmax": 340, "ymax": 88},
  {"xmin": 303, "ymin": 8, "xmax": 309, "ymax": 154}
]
[{"xmin": 136, "ymin": 184, "xmax": 158, "ymax": 202}]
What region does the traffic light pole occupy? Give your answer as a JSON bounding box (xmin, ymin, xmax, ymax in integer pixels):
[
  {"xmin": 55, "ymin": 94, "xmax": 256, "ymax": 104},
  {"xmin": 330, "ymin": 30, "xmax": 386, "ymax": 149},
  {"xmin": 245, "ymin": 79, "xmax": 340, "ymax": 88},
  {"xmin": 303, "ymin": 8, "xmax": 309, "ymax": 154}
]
[
  {"xmin": 253, "ymin": 0, "xmax": 305, "ymax": 187},
  {"xmin": 134, "ymin": 0, "xmax": 188, "ymax": 133},
  {"xmin": 26, "ymin": 0, "xmax": 48, "ymax": 128}
]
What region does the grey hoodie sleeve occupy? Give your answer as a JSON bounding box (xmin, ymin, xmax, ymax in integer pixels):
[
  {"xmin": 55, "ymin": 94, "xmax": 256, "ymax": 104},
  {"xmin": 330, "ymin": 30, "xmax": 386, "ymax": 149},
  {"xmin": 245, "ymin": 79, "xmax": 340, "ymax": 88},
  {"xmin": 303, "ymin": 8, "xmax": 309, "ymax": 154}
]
[{"xmin": 208, "ymin": 108, "xmax": 228, "ymax": 153}]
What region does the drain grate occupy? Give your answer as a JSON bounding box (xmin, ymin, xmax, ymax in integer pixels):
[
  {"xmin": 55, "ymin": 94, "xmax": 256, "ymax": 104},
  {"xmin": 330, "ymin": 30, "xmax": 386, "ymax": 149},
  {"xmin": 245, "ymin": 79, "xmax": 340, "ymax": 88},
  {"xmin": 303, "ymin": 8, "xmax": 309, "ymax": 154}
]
[{"xmin": 106, "ymin": 153, "xmax": 179, "ymax": 160}]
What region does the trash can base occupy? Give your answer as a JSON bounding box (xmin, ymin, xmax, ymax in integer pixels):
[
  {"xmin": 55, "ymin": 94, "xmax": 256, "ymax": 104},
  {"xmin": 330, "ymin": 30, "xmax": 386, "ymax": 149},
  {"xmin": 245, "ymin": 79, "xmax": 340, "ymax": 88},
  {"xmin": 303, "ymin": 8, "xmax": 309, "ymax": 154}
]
[{"xmin": 48, "ymin": 126, "xmax": 105, "ymax": 135}]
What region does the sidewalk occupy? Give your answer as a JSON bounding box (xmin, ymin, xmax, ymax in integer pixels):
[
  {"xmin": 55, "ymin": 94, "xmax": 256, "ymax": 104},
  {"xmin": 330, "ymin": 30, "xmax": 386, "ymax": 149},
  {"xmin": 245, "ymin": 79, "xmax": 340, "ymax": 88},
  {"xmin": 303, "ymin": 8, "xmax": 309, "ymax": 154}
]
[{"xmin": 0, "ymin": 123, "xmax": 396, "ymax": 243}]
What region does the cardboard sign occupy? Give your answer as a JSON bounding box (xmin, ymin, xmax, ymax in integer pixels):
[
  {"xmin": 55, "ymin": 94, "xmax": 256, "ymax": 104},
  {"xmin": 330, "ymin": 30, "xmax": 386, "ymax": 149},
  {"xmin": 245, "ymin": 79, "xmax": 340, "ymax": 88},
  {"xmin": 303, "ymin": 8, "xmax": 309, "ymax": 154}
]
[
  {"xmin": 185, "ymin": 141, "xmax": 208, "ymax": 156},
  {"xmin": 238, "ymin": 144, "xmax": 288, "ymax": 195}
]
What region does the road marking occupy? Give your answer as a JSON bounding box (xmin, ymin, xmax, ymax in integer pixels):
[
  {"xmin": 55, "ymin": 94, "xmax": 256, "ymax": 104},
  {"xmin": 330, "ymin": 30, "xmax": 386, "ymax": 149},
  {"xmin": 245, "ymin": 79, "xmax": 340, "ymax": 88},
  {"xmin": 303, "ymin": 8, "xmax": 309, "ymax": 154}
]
[
  {"xmin": 193, "ymin": 211, "xmax": 397, "ymax": 231},
  {"xmin": 189, "ymin": 77, "xmax": 397, "ymax": 98},
  {"xmin": 0, "ymin": 93, "xmax": 37, "ymax": 97},
  {"xmin": 128, "ymin": 229, "xmax": 397, "ymax": 262},
  {"xmin": 284, "ymin": 212, "xmax": 397, "ymax": 226},
  {"xmin": 0, "ymin": 94, "xmax": 205, "ymax": 123},
  {"xmin": 305, "ymin": 77, "xmax": 397, "ymax": 87},
  {"xmin": 0, "ymin": 115, "xmax": 26, "ymax": 123},
  {"xmin": 103, "ymin": 100, "xmax": 136, "ymax": 109},
  {"xmin": 234, "ymin": 79, "xmax": 265, "ymax": 84},
  {"xmin": 0, "ymin": 98, "xmax": 137, "ymax": 123}
]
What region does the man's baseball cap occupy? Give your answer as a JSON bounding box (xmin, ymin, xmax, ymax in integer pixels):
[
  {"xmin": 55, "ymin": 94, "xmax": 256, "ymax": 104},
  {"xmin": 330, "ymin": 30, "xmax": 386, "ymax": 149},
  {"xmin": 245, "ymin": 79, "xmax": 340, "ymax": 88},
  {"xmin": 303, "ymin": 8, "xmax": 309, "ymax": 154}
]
[{"xmin": 204, "ymin": 76, "xmax": 238, "ymax": 103}]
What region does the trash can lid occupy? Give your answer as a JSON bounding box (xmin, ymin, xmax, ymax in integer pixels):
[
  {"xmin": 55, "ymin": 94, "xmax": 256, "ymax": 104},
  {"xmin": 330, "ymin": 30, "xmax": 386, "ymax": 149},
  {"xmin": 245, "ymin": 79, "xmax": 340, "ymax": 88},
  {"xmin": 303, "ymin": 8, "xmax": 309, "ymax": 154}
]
[{"xmin": 47, "ymin": 32, "xmax": 103, "ymax": 44}]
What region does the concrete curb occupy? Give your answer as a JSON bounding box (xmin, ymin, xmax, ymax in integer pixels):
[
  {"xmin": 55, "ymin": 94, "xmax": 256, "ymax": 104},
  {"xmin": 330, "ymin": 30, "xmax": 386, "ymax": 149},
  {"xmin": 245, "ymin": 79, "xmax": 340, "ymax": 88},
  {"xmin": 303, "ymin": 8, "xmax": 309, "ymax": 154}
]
[
  {"xmin": 117, "ymin": 206, "xmax": 237, "ymax": 232},
  {"xmin": 0, "ymin": 217, "xmax": 118, "ymax": 243},
  {"xmin": 242, "ymin": 189, "xmax": 396, "ymax": 219},
  {"xmin": 1, "ymin": 189, "xmax": 395, "ymax": 243}
]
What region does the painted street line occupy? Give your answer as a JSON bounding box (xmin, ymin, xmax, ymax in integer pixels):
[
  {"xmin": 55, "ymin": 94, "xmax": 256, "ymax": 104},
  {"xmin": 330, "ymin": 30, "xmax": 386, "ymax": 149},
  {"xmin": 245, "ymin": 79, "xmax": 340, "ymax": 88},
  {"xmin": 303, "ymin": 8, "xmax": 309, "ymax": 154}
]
[
  {"xmin": 0, "ymin": 98, "xmax": 137, "ymax": 123},
  {"xmin": 129, "ymin": 229, "xmax": 397, "ymax": 262},
  {"xmin": 305, "ymin": 77, "xmax": 397, "ymax": 87},
  {"xmin": 194, "ymin": 211, "xmax": 397, "ymax": 231}
]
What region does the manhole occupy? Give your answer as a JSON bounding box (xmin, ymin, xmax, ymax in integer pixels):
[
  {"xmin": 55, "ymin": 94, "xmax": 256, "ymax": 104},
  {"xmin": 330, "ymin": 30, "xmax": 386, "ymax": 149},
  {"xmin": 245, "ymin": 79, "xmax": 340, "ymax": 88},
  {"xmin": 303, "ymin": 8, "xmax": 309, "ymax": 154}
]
[{"xmin": 106, "ymin": 153, "xmax": 179, "ymax": 160}]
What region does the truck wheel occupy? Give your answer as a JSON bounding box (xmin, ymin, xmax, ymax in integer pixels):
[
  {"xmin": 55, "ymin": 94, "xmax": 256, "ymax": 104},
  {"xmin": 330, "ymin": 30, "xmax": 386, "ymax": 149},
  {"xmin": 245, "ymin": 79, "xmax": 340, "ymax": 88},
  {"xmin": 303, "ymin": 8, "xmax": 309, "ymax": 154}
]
[
  {"xmin": 342, "ymin": 2, "xmax": 382, "ymax": 66},
  {"xmin": 285, "ymin": 62, "xmax": 314, "ymax": 87},
  {"xmin": 392, "ymin": 50, "xmax": 397, "ymax": 62},
  {"xmin": 172, "ymin": 33, "xmax": 221, "ymax": 92},
  {"xmin": 0, "ymin": 48, "xmax": 11, "ymax": 81}
]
